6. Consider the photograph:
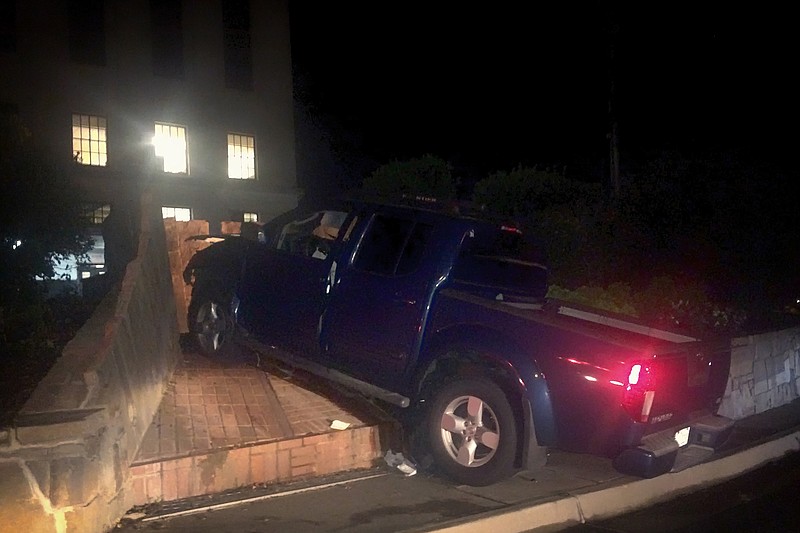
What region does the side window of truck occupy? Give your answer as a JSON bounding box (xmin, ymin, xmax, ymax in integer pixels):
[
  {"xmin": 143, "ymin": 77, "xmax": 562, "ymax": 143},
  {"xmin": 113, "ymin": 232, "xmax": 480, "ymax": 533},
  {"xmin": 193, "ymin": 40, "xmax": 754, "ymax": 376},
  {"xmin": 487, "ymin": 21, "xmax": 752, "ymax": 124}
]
[
  {"xmin": 275, "ymin": 210, "xmax": 348, "ymax": 260},
  {"xmin": 353, "ymin": 215, "xmax": 432, "ymax": 276},
  {"xmin": 396, "ymin": 222, "xmax": 433, "ymax": 275}
]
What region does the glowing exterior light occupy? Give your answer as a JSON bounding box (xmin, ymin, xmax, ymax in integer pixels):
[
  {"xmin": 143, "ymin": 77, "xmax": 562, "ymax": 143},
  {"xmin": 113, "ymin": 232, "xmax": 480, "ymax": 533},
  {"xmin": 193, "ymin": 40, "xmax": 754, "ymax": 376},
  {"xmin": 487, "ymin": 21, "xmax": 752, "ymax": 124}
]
[{"xmin": 583, "ymin": 375, "xmax": 598, "ymax": 382}]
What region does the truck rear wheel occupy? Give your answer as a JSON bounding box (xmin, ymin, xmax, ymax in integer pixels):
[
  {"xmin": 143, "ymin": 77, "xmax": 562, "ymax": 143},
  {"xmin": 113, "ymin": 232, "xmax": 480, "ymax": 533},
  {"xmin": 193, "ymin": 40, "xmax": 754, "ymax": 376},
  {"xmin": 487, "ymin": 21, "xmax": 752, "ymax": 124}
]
[{"xmin": 427, "ymin": 377, "xmax": 517, "ymax": 486}]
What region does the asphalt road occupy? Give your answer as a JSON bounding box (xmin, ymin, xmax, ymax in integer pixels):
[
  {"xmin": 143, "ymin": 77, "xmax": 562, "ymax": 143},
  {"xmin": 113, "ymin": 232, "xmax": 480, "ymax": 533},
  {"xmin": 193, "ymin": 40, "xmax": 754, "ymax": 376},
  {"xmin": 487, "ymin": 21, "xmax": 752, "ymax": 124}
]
[
  {"xmin": 113, "ymin": 399, "xmax": 800, "ymax": 533},
  {"xmin": 113, "ymin": 447, "xmax": 800, "ymax": 533},
  {"xmin": 114, "ymin": 470, "xmax": 511, "ymax": 533},
  {"xmin": 113, "ymin": 446, "xmax": 635, "ymax": 533},
  {"xmin": 559, "ymin": 449, "xmax": 800, "ymax": 533}
]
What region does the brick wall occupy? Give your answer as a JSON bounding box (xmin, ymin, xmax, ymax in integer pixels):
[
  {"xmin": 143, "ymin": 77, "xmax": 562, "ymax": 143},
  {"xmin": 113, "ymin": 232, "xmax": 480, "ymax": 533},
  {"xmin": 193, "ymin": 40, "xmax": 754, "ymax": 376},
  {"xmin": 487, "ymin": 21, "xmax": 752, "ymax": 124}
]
[
  {"xmin": 0, "ymin": 190, "xmax": 181, "ymax": 533},
  {"xmin": 129, "ymin": 426, "xmax": 383, "ymax": 504},
  {"xmin": 164, "ymin": 220, "xmax": 242, "ymax": 334}
]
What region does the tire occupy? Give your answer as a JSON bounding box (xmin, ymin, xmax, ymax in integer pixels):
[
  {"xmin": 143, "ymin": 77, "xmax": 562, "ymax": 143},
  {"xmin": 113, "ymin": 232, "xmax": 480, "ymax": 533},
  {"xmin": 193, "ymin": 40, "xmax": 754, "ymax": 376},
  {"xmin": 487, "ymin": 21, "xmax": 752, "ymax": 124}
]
[
  {"xmin": 190, "ymin": 290, "xmax": 234, "ymax": 358},
  {"xmin": 426, "ymin": 377, "xmax": 518, "ymax": 486}
]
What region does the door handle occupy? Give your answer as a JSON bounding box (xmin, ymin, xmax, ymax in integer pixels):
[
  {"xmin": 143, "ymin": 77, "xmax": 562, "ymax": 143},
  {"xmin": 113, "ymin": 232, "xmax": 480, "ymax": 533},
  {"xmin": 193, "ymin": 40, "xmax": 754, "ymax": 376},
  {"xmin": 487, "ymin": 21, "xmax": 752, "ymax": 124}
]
[{"xmin": 393, "ymin": 294, "xmax": 416, "ymax": 306}]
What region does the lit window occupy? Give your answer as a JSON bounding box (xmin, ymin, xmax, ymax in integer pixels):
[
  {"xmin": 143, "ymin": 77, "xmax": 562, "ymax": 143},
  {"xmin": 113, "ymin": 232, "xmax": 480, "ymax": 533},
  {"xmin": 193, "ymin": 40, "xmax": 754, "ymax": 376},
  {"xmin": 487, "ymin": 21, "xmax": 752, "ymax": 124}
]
[
  {"xmin": 153, "ymin": 123, "xmax": 188, "ymax": 173},
  {"xmin": 83, "ymin": 203, "xmax": 111, "ymax": 225},
  {"xmin": 162, "ymin": 206, "xmax": 191, "ymax": 221},
  {"xmin": 227, "ymin": 133, "xmax": 255, "ymax": 179},
  {"xmin": 243, "ymin": 212, "xmax": 258, "ymax": 223},
  {"xmin": 72, "ymin": 114, "xmax": 107, "ymax": 166}
]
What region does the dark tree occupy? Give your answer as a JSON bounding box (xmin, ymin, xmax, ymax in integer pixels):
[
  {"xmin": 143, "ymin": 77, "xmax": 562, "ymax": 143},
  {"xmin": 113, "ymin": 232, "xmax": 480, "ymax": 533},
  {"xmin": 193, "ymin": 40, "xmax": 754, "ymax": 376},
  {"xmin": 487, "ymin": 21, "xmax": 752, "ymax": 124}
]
[{"xmin": 0, "ymin": 114, "xmax": 92, "ymax": 308}]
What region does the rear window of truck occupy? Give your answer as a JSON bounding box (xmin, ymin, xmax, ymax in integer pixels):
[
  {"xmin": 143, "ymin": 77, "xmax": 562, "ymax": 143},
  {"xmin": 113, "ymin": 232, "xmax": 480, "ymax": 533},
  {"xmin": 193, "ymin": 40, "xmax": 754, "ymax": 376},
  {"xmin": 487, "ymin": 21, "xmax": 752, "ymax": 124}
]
[{"xmin": 451, "ymin": 226, "xmax": 547, "ymax": 299}]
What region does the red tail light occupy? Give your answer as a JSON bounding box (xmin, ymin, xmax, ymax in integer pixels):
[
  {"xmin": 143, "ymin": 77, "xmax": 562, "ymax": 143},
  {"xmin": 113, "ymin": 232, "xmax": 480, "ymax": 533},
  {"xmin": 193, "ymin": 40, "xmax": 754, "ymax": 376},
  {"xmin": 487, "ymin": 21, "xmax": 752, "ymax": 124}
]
[{"xmin": 622, "ymin": 363, "xmax": 655, "ymax": 423}]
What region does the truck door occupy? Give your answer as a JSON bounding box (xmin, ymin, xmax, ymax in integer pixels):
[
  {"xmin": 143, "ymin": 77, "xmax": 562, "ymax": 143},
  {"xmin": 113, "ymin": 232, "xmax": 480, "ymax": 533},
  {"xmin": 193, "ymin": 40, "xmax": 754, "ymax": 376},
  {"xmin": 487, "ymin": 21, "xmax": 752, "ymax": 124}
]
[
  {"xmin": 321, "ymin": 212, "xmax": 435, "ymax": 388},
  {"xmin": 237, "ymin": 208, "xmax": 348, "ymax": 355}
]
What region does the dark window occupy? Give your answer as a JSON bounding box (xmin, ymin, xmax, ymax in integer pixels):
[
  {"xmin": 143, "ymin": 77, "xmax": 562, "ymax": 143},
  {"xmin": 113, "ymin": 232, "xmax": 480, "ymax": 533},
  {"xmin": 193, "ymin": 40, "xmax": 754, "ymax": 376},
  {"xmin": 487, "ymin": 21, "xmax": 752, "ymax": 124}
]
[
  {"xmin": 68, "ymin": 0, "xmax": 106, "ymax": 66},
  {"xmin": 222, "ymin": 0, "xmax": 253, "ymax": 90},
  {"xmin": 397, "ymin": 223, "xmax": 433, "ymax": 275},
  {"xmin": 83, "ymin": 203, "xmax": 111, "ymax": 225},
  {"xmin": 0, "ymin": 101, "xmax": 18, "ymax": 118},
  {"xmin": 150, "ymin": 0, "xmax": 184, "ymax": 78},
  {"xmin": 0, "ymin": 1, "xmax": 15, "ymax": 52},
  {"xmin": 354, "ymin": 215, "xmax": 431, "ymax": 276}
]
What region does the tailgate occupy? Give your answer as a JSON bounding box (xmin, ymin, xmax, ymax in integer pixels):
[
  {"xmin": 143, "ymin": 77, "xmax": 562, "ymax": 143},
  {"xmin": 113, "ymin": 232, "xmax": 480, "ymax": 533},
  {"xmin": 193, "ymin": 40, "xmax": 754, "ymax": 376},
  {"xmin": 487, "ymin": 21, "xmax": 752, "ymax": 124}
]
[
  {"xmin": 644, "ymin": 338, "xmax": 731, "ymax": 434},
  {"xmin": 543, "ymin": 300, "xmax": 732, "ymax": 434}
]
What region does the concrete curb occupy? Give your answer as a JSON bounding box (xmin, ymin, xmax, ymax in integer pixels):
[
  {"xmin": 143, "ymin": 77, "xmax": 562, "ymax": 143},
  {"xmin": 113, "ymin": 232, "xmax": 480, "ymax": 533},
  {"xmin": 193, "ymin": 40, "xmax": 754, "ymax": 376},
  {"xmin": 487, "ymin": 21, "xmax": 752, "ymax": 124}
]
[{"xmin": 422, "ymin": 430, "xmax": 800, "ymax": 533}]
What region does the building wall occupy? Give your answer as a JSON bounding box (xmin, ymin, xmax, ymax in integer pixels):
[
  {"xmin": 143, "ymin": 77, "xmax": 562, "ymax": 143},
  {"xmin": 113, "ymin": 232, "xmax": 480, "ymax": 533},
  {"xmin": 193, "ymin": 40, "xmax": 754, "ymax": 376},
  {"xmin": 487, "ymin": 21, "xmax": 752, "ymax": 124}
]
[{"xmin": 0, "ymin": 0, "xmax": 298, "ymax": 228}]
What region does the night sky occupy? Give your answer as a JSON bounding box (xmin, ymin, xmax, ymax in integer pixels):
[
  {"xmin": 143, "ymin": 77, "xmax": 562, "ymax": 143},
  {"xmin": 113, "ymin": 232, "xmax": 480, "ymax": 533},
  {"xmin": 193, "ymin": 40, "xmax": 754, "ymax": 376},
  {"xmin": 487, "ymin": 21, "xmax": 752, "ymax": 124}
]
[{"xmin": 289, "ymin": 2, "xmax": 795, "ymax": 192}]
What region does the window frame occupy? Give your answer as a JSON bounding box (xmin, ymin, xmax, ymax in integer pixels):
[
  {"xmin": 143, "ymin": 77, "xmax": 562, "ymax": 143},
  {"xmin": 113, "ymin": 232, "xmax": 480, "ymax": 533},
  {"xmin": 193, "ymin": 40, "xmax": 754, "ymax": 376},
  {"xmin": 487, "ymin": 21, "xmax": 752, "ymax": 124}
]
[
  {"xmin": 222, "ymin": 0, "xmax": 253, "ymax": 90},
  {"xmin": 150, "ymin": 0, "xmax": 184, "ymax": 78},
  {"xmin": 67, "ymin": 0, "xmax": 106, "ymax": 66},
  {"xmin": 153, "ymin": 122, "xmax": 189, "ymax": 174},
  {"xmin": 227, "ymin": 132, "xmax": 256, "ymax": 180},
  {"xmin": 72, "ymin": 113, "xmax": 108, "ymax": 166},
  {"xmin": 83, "ymin": 203, "xmax": 111, "ymax": 225},
  {"xmin": 161, "ymin": 206, "xmax": 192, "ymax": 221}
]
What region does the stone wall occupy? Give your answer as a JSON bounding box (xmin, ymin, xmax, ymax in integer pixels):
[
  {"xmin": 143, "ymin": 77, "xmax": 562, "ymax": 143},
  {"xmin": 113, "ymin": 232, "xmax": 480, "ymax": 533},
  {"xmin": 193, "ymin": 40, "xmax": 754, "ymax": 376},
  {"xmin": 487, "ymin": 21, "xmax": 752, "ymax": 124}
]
[
  {"xmin": 0, "ymin": 191, "xmax": 180, "ymax": 533},
  {"xmin": 718, "ymin": 326, "xmax": 800, "ymax": 420}
]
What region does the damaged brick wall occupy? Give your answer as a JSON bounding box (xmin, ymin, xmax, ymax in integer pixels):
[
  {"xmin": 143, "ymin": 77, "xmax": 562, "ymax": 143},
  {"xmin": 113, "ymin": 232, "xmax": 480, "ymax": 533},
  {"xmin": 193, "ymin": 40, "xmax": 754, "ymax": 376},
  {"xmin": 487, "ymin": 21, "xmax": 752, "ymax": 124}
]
[
  {"xmin": 0, "ymin": 190, "xmax": 181, "ymax": 533},
  {"xmin": 164, "ymin": 220, "xmax": 242, "ymax": 334}
]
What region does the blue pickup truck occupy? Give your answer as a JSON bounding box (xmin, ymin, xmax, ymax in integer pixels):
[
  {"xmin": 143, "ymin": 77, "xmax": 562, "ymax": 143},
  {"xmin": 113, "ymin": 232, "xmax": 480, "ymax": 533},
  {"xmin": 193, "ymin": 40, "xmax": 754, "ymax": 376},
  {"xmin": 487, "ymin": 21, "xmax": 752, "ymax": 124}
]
[{"xmin": 184, "ymin": 196, "xmax": 733, "ymax": 486}]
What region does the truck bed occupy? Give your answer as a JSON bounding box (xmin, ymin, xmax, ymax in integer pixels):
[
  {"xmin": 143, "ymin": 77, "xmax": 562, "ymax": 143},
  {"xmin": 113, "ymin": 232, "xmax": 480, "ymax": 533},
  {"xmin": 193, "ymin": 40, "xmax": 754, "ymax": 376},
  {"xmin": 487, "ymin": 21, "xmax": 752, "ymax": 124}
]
[{"xmin": 430, "ymin": 289, "xmax": 732, "ymax": 457}]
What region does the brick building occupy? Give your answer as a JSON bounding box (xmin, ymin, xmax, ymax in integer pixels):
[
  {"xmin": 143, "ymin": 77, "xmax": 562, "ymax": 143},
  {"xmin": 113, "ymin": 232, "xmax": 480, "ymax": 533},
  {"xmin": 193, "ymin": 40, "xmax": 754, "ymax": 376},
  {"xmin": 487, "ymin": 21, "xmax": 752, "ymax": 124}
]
[{"xmin": 0, "ymin": 0, "xmax": 298, "ymax": 277}]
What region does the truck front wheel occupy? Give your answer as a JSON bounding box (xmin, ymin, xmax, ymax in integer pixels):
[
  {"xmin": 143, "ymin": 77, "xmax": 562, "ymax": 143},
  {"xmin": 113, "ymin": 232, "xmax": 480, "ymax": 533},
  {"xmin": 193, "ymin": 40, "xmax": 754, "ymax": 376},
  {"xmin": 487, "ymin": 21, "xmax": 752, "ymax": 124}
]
[
  {"xmin": 190, "ymin": 290, "xmax": 234, "ymax": 358},
  {"xmin": 427, "ymin": 378, "xmax": 517, "ymax": 486}
]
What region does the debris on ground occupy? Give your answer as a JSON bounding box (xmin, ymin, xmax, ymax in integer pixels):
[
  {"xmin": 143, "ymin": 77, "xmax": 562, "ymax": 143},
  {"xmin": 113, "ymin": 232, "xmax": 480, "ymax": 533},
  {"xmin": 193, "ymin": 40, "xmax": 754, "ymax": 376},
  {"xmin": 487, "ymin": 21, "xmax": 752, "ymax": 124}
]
[
  {"xmin": 330, "ymin": 419, "xmax": 351, "ymax": 430},
  {"xmin": 383, "ymin": 450, "xmax": 417, "ymax": 476}
]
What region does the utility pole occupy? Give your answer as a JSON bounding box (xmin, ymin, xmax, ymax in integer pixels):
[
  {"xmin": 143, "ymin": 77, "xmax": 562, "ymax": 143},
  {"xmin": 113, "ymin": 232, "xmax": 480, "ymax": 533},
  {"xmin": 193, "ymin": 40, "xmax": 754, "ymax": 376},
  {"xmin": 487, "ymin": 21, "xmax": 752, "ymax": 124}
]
[
  {"xmin": 609, "ymin": 76, "xmax": 620, "ymax": 200},
  {"xmin": 606, "ymin": 5, "xmax": 620, "ymax": 201}
]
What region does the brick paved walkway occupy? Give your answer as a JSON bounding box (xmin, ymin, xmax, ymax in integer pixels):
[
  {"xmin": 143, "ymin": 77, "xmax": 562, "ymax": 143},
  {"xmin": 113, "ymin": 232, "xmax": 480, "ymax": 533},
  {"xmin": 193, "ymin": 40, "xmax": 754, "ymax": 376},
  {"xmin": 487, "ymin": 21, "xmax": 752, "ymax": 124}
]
[{"xmin": 130, "ymin": 350, "xmax": 396, "ymax": 504}]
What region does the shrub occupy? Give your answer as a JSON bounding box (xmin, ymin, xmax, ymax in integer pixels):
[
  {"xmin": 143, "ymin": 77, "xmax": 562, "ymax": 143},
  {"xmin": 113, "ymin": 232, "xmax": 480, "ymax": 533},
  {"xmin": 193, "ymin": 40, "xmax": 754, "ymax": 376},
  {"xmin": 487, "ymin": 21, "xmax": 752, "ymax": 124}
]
[{"xmin": 362, "ymin": 154, "xmax": 457, "ymax": 200}]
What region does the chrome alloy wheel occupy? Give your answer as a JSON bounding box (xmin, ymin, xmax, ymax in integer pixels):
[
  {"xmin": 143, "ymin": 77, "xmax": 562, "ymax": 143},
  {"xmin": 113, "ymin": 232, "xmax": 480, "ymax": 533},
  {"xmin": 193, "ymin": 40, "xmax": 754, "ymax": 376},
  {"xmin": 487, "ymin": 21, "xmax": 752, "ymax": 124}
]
[
  {"xmin": 195, "ymin": 300, "xmax": 229, "ymax": 354},
  {"xmin": 439, "ymin": 394, "xmax": 501, "ymax": 468}
]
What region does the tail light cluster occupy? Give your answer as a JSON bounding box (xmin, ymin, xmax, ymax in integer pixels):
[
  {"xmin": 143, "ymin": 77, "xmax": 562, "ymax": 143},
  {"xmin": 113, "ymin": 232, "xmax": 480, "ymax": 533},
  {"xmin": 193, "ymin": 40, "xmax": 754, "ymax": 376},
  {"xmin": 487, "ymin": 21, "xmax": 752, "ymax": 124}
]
[{"xmin": 622, "ymin": 363, "xmax": 655, "ymax": 423}]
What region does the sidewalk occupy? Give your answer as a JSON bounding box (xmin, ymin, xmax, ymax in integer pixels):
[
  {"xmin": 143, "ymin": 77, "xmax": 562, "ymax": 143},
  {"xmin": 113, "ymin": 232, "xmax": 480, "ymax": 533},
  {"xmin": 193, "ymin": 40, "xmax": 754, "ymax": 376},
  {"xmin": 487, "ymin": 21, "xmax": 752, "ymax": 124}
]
[
  {"xmin": 117, "ymin": 374, "xmax": 800, "ymax": 532},
  {"xmin": 128, "ymin": 347, "xmax": 398, "ymax": 505}
]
